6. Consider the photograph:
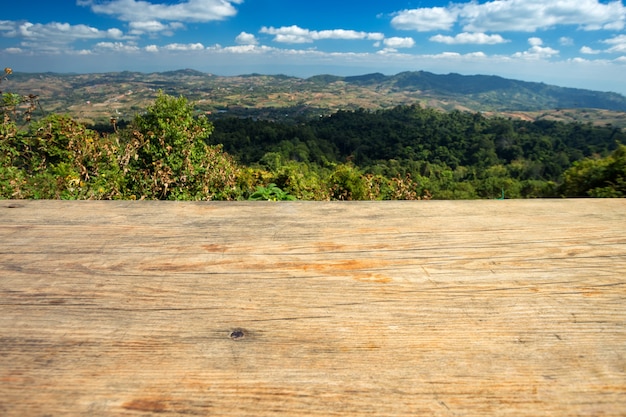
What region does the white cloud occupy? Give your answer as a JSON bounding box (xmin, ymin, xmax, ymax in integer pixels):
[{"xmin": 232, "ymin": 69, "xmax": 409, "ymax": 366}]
[
  {"xmin": 559, "ymin": 37, "xmax": 574, "ymax": 46},
  {"xmin": 602, "ymin": 34, "xmax": 626, "ymax": 53},
  {"xmin": 7, "ymin": 21, "xmax": 121, "ymax": 42},
  {"xmin": 383, "ymin": 37, "xmax": 415, "ymax": 49},
  {"xmin": 528, "ymin": 37, "xmax": 543, "ymax": 47},
  {"xmin": 391, "ymin": 0, "xmax": 626, "ymax": 33},
  {"xmin": 95, "ymin": 41, "xmax": 140, "ymax": 52},
  {"xmin": 260, "ymin": 25, "xmax": 385, "ymax": 44},
  {"xmin": 129, "ymin": 21, "xmax": 184, "ymax": 36},
  {"xmin": 367, "ymin": 33, "xmax": 386, "ymax": 42},
  {"xmin": 0, "ymin": 20, "xmax": 127, "ymax": 54},
  {"xmin": 513, "ymin": 45, "xmax": 559, "ymax": 59},
  {"xmin": 260, "ymin": 26, "xmax": 310, "ymax": 43},
  {"xmin": 318, "ymin": 29, "xmax": 384, "ymax": 41},
  {"xmin": 222, "ymin": 44, "xmax": 276, "ymax": 54},
  {"xmin": 235, "ymin": 32, "xmax": 258, "ymax": 45},
  {"xmin": 433, "ymin": 52, "xmax": 462, "ymax": 58},
  {"xmin": 78, "ymin": 0, "xmax": 244, "ymax": 23},
  {"xmin": 145, "ymin": 44, "xmax": 159, "ymax": 52},
  {"xmin": 391, "ymin": 7, "xmax": 458, "ymax": 31},
  {"xmin": 163, "ymin": 43, "xmax": 205, "ymax": 51},
  {"xmin": 580, "ymin": 46, "xmax": 601, "ymax": 54},
  {"xmin": 463, "ymin": 0, "xmax": 625, "ymax": 32},
  {"xmin": 430, "ymin": 32, "xmax": 508, "ymax": 45},
  {"xmin": 0, "ymin": 20, "xmax": 16, "ymax": 31}
]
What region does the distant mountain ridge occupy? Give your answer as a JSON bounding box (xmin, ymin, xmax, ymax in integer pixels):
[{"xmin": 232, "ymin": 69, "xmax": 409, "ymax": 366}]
[
  {"xmin": 5, "ymin": 69, "xmax": 626, "ymax": 125},
  {"xmin": 310, "ymin": 71, "xmax": 626, "ymax": 112}
]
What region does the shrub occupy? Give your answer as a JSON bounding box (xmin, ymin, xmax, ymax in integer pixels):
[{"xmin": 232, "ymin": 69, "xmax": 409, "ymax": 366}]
[
  {"xmin": 329, "ymin": 163, "xmax": 368, "ymax": 200},
  {"xmin": 248, "ymin": 183, "xmax": 296, "ymax": 201},
  {"xmin": 118, "ymin": 92, "xmax": 243, "ymax": 200},
  {"xmin": 561, "ymin": 144, "xmax": 626, "ymax": 197}
]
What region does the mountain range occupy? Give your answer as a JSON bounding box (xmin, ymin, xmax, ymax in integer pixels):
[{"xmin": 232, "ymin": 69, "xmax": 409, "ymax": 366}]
[
  {"xmin": 5, "ymin": 69, "xmax": 626, "ymax": 127},
  {"xmin": 335, "ymin": 71, "xmax": 626, "ymax": 112}
]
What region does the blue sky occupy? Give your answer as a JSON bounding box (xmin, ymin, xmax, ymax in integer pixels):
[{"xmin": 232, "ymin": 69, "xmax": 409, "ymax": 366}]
[{"xmin": 1, "ymin": 0, "xmax": 626, "ymax": 94}]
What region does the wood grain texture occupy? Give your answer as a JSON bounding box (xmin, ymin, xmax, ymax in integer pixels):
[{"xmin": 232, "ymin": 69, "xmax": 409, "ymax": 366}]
[{"xmin": 1, "ymin": 200, "xmax": 625, "ymax": 416}]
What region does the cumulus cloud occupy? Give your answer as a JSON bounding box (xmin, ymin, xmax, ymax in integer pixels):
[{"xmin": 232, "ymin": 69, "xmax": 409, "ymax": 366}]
[
  {"xmin": 260, "ymin": 25, "xmax": 384, "ymax": 44},
  {"xmin": 260, "ymin": 25, "xmax": 309, "ymax": 43},
  {"xmin": 222, "ymin": 44, "xmax": 276, "ymax": 54},
  {"xmin": 95, "ymin": 41, "xmax": 140, "ymax": 52},
  {"xmin": 430, "ymin": 32, "xmax": 508, "ymax": 45},
  {"xmin": 129, "ymin": 21, "xmax": 184, "ymax": 36},
  {"xmin": 0, "ymin": 20, "xmax": 127, "ymax": 54},
  {"xmin": 163, "ymin": 43, "xmax": 205, "ymax": 51},
  {"xmin": 383, "ymin": 37, "xmax": 415, "ymax": 49},
  {"xmin": 602, "ymin": 34, "xmax": 626, "ymax": 53},
  {"xmin": 78, "ymin": 0, "xmax": 244, "ymax": 23},
  {"xmin": 0, "ymin": 20, "xmax": 16, "ymax": 31},
  {"xmin": 235, "ymin": 32, "xmax": 258, "ymax": 45},
  {"xmin": 391, "ymin": 0, "xmax": 626, "ymax": 33},
  {"xmin": 516, "ymin": 46, "xmax": 559, "ymax": 59},
  {"xmin": 391, "ymin": 7, "xmax": 458, "ymax": 31},
  {"xmin": 2, "ymin": 21, "xmax": 124, "ymax": 42},
  {"xmin": 580, "ymin": 46, "xmax": 601, "ymax": 54},
  {"xmin": 510, "ymin": 36, "xmax": 559, "ymax": 58}
]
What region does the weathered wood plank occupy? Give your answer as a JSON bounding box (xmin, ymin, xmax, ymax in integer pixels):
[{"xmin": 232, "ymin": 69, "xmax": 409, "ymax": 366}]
[{"xmin": 1, "ymin": 200, "xmax": 625, "ymax": 416}]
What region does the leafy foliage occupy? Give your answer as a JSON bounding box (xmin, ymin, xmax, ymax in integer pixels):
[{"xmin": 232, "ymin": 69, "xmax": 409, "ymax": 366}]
[
  {"xmin": 1, "ymin": 90, "xmax": 245, "ymax": 200},
  {"xmin": 1, "ymin": 114, "xmax": 123, "ymax": 199},
  {"xmin": 211, "ymin": 105, "xmax": 623, "ymax": 199},
  {"xmin": 561, "ymin": 144, "xmax": 626, "ymax": 197},
  {"xmin": 119, "ymin": 92, "xmax": 242, "ymax": 200},
  {"xmin": 248, "ymin": 183, "xmax": 296, "ymax": 201}
]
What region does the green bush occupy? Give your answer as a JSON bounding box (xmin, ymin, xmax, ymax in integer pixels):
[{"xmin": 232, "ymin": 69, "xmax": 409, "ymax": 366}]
[
  {"xmin": 117, "ymin": 92, "xmax": 243, "ymax": 200},
  {"xmin": 561, "ymin": 144, "xmax": 626, "ymax": 197},
  {"xmin": 248, "ymin": 183, "xmax": 296, "ymax": 201},
  {"xmin": 329, "ymin": 163, "xmax": 368, "ymax": 200},
  {"xmin": 0, "ymin": 92, "xmax": 246, "ymax": 200},
  {"xmin": 0, "ymin": 114, "xmax": 124, "ymax": 199}
]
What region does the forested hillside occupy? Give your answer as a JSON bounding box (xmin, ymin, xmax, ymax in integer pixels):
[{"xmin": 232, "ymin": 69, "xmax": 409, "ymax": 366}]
[
  {"xmin": 210, "ymin": 105, "xmax": 625, "ymax": 198},
  {"xmin": 338, "ymin": 71, "xmax": 626, "ymax": 112}
]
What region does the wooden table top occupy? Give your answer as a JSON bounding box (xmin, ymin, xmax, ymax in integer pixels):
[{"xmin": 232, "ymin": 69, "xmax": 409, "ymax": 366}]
[{"xmin": 1, "ymin": 200, "xmax": 625, "ymax": 416}]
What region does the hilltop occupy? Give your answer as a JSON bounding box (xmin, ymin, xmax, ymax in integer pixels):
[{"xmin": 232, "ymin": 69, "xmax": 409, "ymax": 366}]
[{"xmin": 5, "ymin": 69, "xmax": 626, "ymax": 127}]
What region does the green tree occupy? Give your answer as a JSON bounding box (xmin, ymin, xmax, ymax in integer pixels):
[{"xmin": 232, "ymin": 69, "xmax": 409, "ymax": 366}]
[
  {"xmin": 121, "ymin": 92, "xmax": 242, "ymax": 200},
  {"xmin": 561, "ymin": 144, "xmax": 626, "ymax": 197},
  {"xmin": 329, "ymin": 163, "xmax": 368, "ymax": 200}
]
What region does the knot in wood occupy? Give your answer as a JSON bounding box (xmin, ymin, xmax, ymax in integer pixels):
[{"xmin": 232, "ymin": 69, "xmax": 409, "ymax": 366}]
[{"xmin": 229, "ymin": 329, "xmax": 245, "ymax": 340}]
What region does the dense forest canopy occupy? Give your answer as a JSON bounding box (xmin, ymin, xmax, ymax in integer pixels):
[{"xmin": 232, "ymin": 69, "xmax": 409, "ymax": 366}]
[
  {"xmin": 1, "ymin": 69, "xmax": 625, "ymax": 200},
  {"xmin": 209, "ymin": 105, "xmax": 625, "ymax": 198}
]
